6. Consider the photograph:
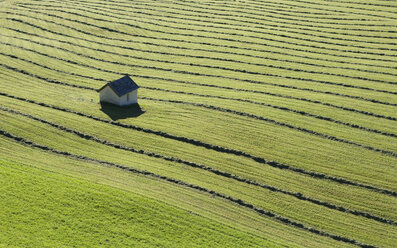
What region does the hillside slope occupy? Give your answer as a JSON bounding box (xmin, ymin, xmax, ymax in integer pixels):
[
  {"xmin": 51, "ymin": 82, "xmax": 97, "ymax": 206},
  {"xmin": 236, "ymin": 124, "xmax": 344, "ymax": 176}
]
[{"xmin": 0, "ymin": 0, "xmax": 396, "ymax": 247}]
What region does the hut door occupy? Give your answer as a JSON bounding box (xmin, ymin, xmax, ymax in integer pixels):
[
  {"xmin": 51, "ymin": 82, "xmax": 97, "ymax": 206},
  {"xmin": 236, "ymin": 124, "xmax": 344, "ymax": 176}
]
[{"xmin": 127, "ymin": 93, "xmax": 130, "ymax": 102}]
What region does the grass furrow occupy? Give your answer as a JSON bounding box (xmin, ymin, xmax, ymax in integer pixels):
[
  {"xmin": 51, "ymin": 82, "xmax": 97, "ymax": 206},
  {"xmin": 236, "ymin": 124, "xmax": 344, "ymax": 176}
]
[
  {"xmin": 2, "ymin": 50, "xmax": 395, "ymax": 139},
  {"xmin": 4, "ymin": 36, "xmax": 395, "ymax": 123},
  {"xmin": 199, "ymin": 0, "xmax": 397, "ymax": 20},
  {"xmin": 4, "ymin": 9, "xmax": 395, "ymax": 73},
  {"xmin": 0, "ymin": 128, "xmax": 381, "ymax": 248},
  {"xmin": 1, "ymin": 91, "xmax": 395, "ymax": 199},
  {"xmin": 1, "ymin": 0, "xmax": 396, "ymax": 246},
  {"xmin": 5, "ymin": 12, "xmax": 397, "ymax": 80},
  {"xmin": 13, "ymin": 3, "xmax": 397, "ymax": 87},
  {"xmin": 102, "ymin": 0, "xmax": 397, "ymax": 32},
  {"xmin": 2, "ymin": 28, "xmax": 396, "ymax": 107},
  {"xmin": 0, "ymin": 160, "xmax": 272, "ymax": 248},
  {"xmin": 2, "ymin": 106, "xmax": 396, "ymax": 227},
  {"xmin": 247, "ymin": 0, "xmax": 397, "ymax": 17},
  {"xmin": 16, "ymin": 4, "xmax": 397, "ymax": 60},
  {"xmin": 0, "ymin": 139, "xmax": 357, "ymax": 248},
  {"xmin": 2, "ymin": 60, "xmax": 396, "ymax": 159},
  {"xmin": 80, "ymin": 0, "xmax": 397, "ymax": 40},
  {"xmin": 204, "ymin": 0, "xmax": 397, "ymax": 19},
  {"xmin": 24, "ymin": 0, "xmax": 397, "ymax": 48},
  {"xmin": 140, "ymin": 0, "xmax": 396, "ymax": 30}
]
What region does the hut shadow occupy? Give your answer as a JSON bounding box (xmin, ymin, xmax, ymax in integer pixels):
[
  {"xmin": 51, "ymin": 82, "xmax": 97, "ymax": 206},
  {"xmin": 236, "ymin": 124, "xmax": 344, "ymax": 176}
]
[{"xmin": 100, "ymin": 102, "xmax": 145, "ymax": 121}]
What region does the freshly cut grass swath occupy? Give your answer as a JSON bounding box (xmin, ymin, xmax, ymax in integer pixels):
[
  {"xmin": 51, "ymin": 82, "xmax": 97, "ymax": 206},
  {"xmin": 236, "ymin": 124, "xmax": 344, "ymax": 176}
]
[
  {"xmin": 2, "ymin": 106, "xmax": 397, "ymax": 228},
  {"xmin": 0, "ymin": 128, "xmax": 384, "ymax": 248},
  {"xmin": 0, "ymin": 136, "xmax": 357, "ymax": 248},
  {"xmin": 0, "ymin": 0, "xmax": 396, "ymax": 247},
  {"xmin": 0, "ymin": 158, "xmax": 272, "ymax": 248}
]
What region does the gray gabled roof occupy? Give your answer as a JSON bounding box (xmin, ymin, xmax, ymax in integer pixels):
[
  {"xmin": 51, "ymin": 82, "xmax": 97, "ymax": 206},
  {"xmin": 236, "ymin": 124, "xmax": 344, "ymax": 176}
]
[{"xmin": 98, "ymin": 75, "xmax": 139, "ymax": 97}]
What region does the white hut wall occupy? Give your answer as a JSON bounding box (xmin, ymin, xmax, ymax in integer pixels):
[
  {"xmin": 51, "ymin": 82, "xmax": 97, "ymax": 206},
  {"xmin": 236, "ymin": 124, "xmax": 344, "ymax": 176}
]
[
  {"xmin": 119, "ymin": 89, "xmax": 138, "ymax": 106},
  {"xmin": 99, "ymin": 86, "xmax": 121, "ymax": 105}
]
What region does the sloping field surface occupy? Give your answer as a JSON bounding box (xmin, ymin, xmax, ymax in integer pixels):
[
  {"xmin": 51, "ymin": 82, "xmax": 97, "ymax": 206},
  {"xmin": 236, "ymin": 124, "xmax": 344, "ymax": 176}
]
[{"xmin": 0, "ymin": 0, "xmax": 396, "ymax": 247}]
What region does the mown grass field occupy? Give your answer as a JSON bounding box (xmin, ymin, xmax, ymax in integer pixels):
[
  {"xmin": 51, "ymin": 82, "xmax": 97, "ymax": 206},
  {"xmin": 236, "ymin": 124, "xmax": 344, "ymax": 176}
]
[{"xmin": 0, "ymin": 0, "xmax": 396, "ymax": 247}]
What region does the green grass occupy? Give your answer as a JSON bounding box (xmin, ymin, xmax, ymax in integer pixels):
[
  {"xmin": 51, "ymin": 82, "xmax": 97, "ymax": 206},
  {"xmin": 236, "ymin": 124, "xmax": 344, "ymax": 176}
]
[
  {"xmin": 0, "ymin": 159, "xmax": 273, "ymax": 248},
  {"xmin": 0, "ymin": 0, "xmax": 396, "ymax": 247},
  {"xmin": 0, "ymin": 137, "xmax": 347, "ymax": 248}
]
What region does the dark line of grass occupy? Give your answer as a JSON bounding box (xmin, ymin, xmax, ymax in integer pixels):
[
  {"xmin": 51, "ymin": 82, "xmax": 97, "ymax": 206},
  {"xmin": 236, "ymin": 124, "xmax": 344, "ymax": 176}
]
[
  {"xmin": 17, "ymin": 3, "xmax": 397, "ymax": 59},
  {"xmin": 6, "ymin": 13, "xmax": 397, "ymax": 79},
  {"xmin": 14, "ymin": 5, "xmax": 397, "ymax": 63},
  {"xmin": 5, "ymin": 10, "xmax": 396, "ymax": 73},
  {"xmin": 169, "ymin": 0, "xmax": 365, "ymax": 20},
  {"xmin": 172, "ymin": 0, "xmax": 397, "ymax": 21},
  {"xmin": 2, "ymin": 50, "xmax": 396, "ymax": 139},
  {"xmin": 72, "ymin": 0, "xmax": 397, "ymax": 40},
  {"xmin": 23, "ymin": 0, "xmax": 397, "ymax": 49},
  {"xmin": 309, "ymin": 0, "xmax": 396, "ymax": 9},
  {"xmin": 1, "ymin": 92, "xmax": 397, "ymax": 199},
  {"xmin": 5, "ymin": 22, "xmax": 396, "ymax": 95},
  {"xmin": 202, "ymin": 0, "xmax": 397, "ymax": 18},
  {"xmin": 2, "ymin": 62, "xmax": 396, "ymax": 158},
  {"xmin": 245, "ymin": 0, "xmax": 397, "ymax": 17},
  {"xmin": 1, "ymin": 39, "xmax": 395, "ymax": 123},
  {"xmin": 52, "ymin": 0, "xmax": 397, "ymax": 27},
  {"xmin": 142, "ymin": 97, "xmax": 397, "ymax": 158},
  {"xmin": 3, "ymin": 30, "xmax": 397, "ymax": 107},
  {"xmin": 3, "ymin": 106, "xmax": 396, "ymax": 227},
  {"xmin": 103, "ymin": 0, "xmax": 397, "ymax": 31},
  {"xmin": 136, "ymin": 74, "xmax": 397, "ymax": 121},
  {"xmin": 0, "ymin": 128, "xmax": 379, "ymax": 248}
]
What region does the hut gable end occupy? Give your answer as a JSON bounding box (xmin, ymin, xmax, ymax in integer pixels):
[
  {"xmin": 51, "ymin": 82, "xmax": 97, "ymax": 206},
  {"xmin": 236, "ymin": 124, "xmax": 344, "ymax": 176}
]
[{"xmin": 98, "ymin": 75, "xmax": 139, "ymax": 106}]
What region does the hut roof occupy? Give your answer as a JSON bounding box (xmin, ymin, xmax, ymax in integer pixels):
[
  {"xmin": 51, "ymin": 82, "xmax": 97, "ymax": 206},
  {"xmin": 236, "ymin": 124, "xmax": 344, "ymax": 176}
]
[{"xmin": 98, "ymin": 75, "xmax": 139, "ymax": 97}]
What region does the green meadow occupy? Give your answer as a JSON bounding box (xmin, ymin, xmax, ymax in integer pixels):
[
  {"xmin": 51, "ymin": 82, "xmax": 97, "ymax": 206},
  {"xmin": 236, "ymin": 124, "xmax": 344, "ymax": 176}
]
[{"xmin": 0, "ymin": 0, "xmax": 396, "ymax": 247}]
